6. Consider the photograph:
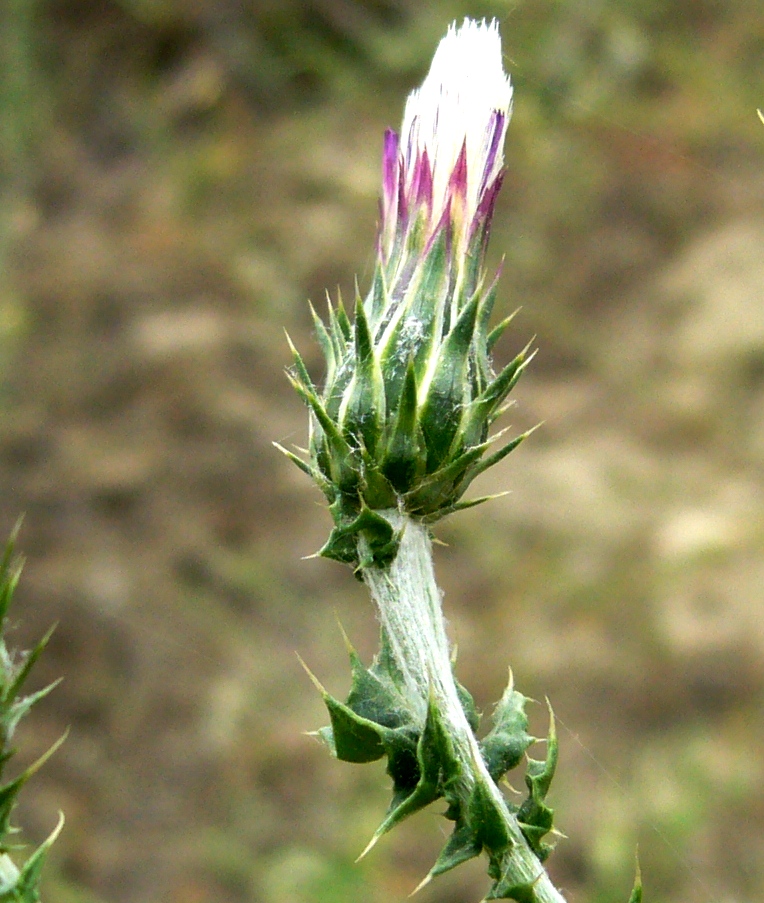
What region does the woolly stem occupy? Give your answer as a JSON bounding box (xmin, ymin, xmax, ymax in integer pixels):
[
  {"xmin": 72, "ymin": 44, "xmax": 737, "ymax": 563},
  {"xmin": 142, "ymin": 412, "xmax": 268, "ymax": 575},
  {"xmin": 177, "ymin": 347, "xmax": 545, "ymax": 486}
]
[{"xmin": 362, "ymin": 510, "xmax": 567, "ymax": 903}]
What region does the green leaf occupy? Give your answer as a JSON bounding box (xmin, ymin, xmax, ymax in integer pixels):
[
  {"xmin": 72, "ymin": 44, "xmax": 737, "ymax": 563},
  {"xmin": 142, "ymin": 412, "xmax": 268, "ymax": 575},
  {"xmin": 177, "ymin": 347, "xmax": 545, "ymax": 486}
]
[
  {"xmin": 382, "ymin": 725, "xmax": 421, "ymax": 801},
  {"xmin": 272, "ymin": 442, "xmax": 333, "ymax": 499},
  {"xmin": 341, "ymin": 506, "xmax": 399, "ymax": 570},
  {"xmin": 325, "ymin": 293, "xmax": 347, "ymax": 364},
  {"xmin": 429, "ymin": 820, "xmax": 482, "ymax": 879},
  {"xmin": 485, "ymin": 874, "xmax": 542, "ymax": 902},
  {"xmin": 469, "ymin": 778, "xmax": 510, "ymax": 853},
  {"xmin": 318, "ymin": 500, "xmax": 394, "ymax": 568},
  {"xmin": 0, "ymin": 526, "xmax": 63, "ymax": 900},
  {"xmin": 357, "ymin": 451, "xmax": 397, "ymax": 511},
  {"xmin": 421, "ymin": 492, "xmax": 509, "ymax": 524},
  {"xmin": 454, "ymin": 676, "xmax": 480, "ymax": 734},
  {"xmin": 404, "ymin": 230, "xmax": 451, "ymax": 382},
  {"xmin": 318, "ymin": 526, "xmax": 361, "ymax": 567},
  {"xmin": 323, "ymin": 694, "xmax": 386, "ymax": 763},
  {"xmin": 369, "ymin": 628, "xmax": 407, "ymax": 694},
  {"xmin": 363, "ymin": 691, "xmax": 459, "ymax": 853},
  {"xmin": 516, "ymin": 705, "xmax": 558, "ymax": 861},
  {"xmin": 342, "ymin": 632, "xmax": 409, "ymax": 730},
  {"xmin": 471, "ymin": 276, "xmax": 501, "ymax": 393},
  {"xmin": 474, "ymin": 277, "xmax": 499, "ymax": 347},
  {"xmin": 480, "ymin": 677, "xmax": 533, "ymax": 783}
]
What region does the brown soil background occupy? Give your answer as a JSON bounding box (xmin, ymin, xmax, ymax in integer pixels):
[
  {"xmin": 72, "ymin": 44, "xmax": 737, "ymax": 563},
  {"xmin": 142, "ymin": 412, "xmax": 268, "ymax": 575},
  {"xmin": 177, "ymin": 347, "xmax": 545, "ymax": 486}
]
[{"xmin": 1, "ymin": 2, "xmax": 763, "ymax": 902}]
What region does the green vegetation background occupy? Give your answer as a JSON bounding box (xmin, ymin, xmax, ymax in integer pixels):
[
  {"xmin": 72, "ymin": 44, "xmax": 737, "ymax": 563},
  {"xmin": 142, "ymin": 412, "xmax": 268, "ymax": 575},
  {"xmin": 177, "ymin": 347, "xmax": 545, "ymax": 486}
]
[{"xmin": 0, "ymin": 1, "xmax": 763, "ymax": 902}]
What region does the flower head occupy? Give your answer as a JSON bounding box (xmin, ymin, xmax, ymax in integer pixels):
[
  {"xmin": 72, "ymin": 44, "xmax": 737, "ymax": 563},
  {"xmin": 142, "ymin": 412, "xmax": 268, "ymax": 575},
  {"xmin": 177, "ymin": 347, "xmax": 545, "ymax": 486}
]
[
  {"xmin": 283, "ymin": 19, "xmax": 535, "ymax": 568},
  {"xmin": 380, "ymin": 19, "xmax": 512, "ymax": 278}
]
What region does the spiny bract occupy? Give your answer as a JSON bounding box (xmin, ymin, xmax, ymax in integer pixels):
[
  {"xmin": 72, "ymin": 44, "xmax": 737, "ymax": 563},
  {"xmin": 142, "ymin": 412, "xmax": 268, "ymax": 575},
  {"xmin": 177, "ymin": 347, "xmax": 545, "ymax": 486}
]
[{"xmin": 279, "ymin": 19, "xmax": 535, "ymax": 568}]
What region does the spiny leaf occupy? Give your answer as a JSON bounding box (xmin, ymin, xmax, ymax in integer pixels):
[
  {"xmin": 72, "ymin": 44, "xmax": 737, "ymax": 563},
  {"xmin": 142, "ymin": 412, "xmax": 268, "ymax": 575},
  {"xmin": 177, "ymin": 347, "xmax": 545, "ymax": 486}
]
[
  {"xmin": 370, "ymin": 628, "xmax": 407, "ymax": 693},
  {"xmin": 0, "ymin": 525, "xmax": 63, "ymax": 900},
  {"xmin": 287, "ymin": 376, "xmax": 349, "ymax": 458},
  {"xmin": 341, "ymin": 506, "xmax": 398, "ymax": 570},
  {"xmin": 356, "ymin": 453, "xmax": 397, "ymax": 512},
  {"xmin": 516, "ymin": 704, "xmax": 558, "ymax": 861},
  {"xmin": 469, "ymin": 777, "xmax": 510, "ymax": 853},
  {"xmin": 298, "ymin": 656, "xmax": 387, "ymax": 765},
  {"xmin": 2, "ymin": 622, "xmax": 57, "ymax": 711},
  {"xmin": 353, "ymin": 286, "xmax": 375, "ymax": 370},
  {"xmin": 451, "ymin": 676, "xmax": 480, "ymax": 735},
  {"xmin": 287, "ymin": 375, "xmax": 359, "ymax": 492},
  {"xmin": 381, "ymin": 725, "xmax": 421, "ymax": 802},
  {"xmin": 487, "ymin": 352, "xmax": 537, "ymax": 428},
  {"xmin": 318, "ymin": 526, "xmax": 361, "ymax": 567},
  {"xmin": 485, "ymin": 873, "xmax": 542, "ymax": 902},
  {"xmin": 428, "ymin": 820, "xmax": 482, "ymax": 880},
  {"xmin": 481, "ymin": 676, "xmax": 533, "ymax": 784},
  {"xmin": 341, "ymin": 630, "xmax": 410, "ymax": 729},
  {"xmin": 474, "ymin": 276, "xmax": 500, "ymax": 345},
  {"xmin": 403, "ymin": 228, "xmax": 450, "ymax": 382},
  {"xmin": 322, "ymin": 694, "xmax": 386, "ymax": 763},
  {"xmin": 362, "ymin": 691, "xmax": 459, "ymax": 855}
]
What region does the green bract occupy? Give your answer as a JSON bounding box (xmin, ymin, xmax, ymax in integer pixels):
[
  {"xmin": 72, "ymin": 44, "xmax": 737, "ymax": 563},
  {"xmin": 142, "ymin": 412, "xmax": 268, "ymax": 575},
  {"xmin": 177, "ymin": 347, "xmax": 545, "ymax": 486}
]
[
  {"xmin": 282, "ymin": 227, "xmax": 535, "ymax": 569},
  {"xmin": 277, "ymin": 14, "xmax": 535, "ymax": 568},
  {"xmin": 286, "ymin": 175, "xmax": 533, "ymax": 565}
]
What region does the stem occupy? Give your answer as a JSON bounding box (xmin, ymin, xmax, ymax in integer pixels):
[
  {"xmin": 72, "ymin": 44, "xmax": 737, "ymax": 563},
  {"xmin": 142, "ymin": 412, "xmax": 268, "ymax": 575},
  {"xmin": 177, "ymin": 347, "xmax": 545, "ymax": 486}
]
[{"xmin": 362, "ymin": 510, "xmax": 567, "ymax": 903}]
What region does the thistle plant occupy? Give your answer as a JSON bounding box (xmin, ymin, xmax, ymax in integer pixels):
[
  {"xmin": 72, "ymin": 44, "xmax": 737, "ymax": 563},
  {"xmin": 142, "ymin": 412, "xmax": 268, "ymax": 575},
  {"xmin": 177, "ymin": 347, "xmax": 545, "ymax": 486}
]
[
  {"xmin": 281, "ymin": 19, "xmax": 639, "ymax": 903},
  {"xmin": 0, "ymin": 525, "xmax": 64, "ymax": 902}
]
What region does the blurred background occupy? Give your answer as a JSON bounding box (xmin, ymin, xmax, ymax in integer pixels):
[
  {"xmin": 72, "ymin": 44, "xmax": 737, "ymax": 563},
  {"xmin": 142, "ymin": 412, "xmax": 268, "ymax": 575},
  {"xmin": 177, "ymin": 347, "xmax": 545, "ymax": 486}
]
[{"xmin": 0, "ymin": 1, "xmax": 763, "ymax": 901}]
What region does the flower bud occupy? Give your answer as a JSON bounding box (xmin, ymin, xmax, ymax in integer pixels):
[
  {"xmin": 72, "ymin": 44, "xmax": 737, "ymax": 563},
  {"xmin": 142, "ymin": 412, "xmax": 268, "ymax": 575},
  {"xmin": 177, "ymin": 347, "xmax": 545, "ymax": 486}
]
[{"xmin": 283, "ymin": 19, "xmax": 535, "ymax": 566}]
